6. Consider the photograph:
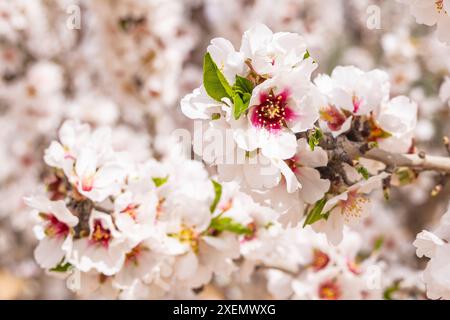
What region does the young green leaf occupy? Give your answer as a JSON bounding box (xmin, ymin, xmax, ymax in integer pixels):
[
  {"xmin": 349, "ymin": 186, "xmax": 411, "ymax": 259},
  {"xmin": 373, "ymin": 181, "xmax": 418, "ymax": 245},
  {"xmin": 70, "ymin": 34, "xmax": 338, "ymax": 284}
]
[
  {"xmin": 303, "ymin": 50, "xmax": 311, "ymax": 60},
  {"xmin": 233, "ymin": 91, "xmax": 252, "ymax": 120},
  {"xmin": 308, "ymin": 128, "xmax": 323, "ymax": 151},
  {"xmin": 234, "ymin": 75, "xmax": 254, "ymax": 93},
  {"xmin": 303, "ymin": 198, "xmax": 327, "ymax": 227},
  {"xmin": 357, "ymin": 166, "xmax": 370, "ymax": 180},
  {"xmin": 209, "ymin": 180, "xmax": 222, "ymax": 213},
  {"xmin": 209, "ymin": 216, "xmax": 252, "ymax": 236},
  {"xmin": 203, "ymin": 52, "xmax": 233, "ymax": 102},
  {"xmin": 374, "ymin": 236, "xmax": 384, "ymax": 252},
  {"xmin": 232, "ymin": 75, "xmax": 254, "ymax": 120},
  {"xmin": 152, "ymin": 176, "xmax": 169, "ymax": 187},
  {"xmin": 50, "ymin": 261, "xmax": 72, "ymax": 273}
]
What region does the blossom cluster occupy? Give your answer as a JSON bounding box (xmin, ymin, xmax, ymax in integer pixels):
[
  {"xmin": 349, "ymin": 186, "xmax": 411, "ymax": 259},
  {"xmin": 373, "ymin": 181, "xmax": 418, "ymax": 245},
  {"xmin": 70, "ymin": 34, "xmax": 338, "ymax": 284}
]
[{"xmin": 182, "ymin": 24, "xmax": 417, "ymax": 245}]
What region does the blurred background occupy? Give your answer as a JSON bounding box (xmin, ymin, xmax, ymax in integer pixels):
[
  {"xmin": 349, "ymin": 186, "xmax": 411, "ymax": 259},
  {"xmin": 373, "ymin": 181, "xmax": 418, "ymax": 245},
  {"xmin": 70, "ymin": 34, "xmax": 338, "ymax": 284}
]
[{"xmin": 0, "ymin": 0, "xmax": 449, "ymax": 299}]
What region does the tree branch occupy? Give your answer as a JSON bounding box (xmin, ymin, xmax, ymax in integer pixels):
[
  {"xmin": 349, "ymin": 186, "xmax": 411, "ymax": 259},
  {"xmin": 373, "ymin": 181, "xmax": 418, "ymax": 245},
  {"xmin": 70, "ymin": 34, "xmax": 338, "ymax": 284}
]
[
  {"xmin": 340, "ymin": 139, "xmax": 450, "ymax": 173},
  {"xmin": 364, "ymin": 149, "xmax": 450, "ymax": 173}
]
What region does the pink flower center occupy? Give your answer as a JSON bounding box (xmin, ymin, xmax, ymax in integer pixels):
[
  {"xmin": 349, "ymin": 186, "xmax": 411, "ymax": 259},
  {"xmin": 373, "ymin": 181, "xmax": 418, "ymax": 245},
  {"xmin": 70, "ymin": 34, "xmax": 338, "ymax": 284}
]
[
  {"xmin": 311, "ymin": 249, "xmax": 330, "ymax": 271},
  {"xmin": 250, "ymin": 89, "xmax": 296, "ymax": 132},
  {"xmin": 90, "ymin": 220, "xmax": 112, "ymax": 248},
  {"xmin": 320, "ymin": 105, "xmax": 347, "ymax": 131},
  {"xmin": 81, "ymin": 175, "xmax": 94, "ymax": 192},
  {"xmin": 42, "ymin": 214, "xmax": 70, "ymax": 238},
  {"xmin": 285, "ymin": 155, "xmax": 300, "ymax": 173},
  {"xmin": 318, "ymin": 280, "xmax": 341, "ymax": 300}
]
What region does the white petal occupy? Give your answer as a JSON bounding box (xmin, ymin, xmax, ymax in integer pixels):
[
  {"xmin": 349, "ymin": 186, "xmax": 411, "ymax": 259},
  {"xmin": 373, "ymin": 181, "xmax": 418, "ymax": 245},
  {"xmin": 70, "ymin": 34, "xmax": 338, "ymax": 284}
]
[
  {"xmin": 297, "ymin": 167, "xmax": 330, "ymax": 204},
  {"xmin": 413, "ymin": 230, "xmax": 444, "ymax": 258}
]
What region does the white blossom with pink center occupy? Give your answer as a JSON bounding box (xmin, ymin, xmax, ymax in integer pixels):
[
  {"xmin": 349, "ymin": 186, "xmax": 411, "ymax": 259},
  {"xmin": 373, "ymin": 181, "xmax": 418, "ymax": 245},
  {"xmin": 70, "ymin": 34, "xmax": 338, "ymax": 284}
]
[{"xmin": 25, "ymin": 196, "xmax": 78, "ymax": 269}]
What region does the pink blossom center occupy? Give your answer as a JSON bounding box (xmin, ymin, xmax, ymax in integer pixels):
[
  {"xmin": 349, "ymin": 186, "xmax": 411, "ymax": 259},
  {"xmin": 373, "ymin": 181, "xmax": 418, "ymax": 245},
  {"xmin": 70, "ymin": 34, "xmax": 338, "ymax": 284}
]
[
  {"xmin": 312, "ymin": 249, "xmax": 330, "ymax": 272},
  {"xmin": 286, "ymin": 155, "xmax": 300, "ymax": 173},
  {"xmin": 250, "ymin": 89, "xmax": 296, "ymax": 132},
  {"xmin": 320, "ymin": 105, "xmax": 347, "ymax": 131},
  {"xmin": 81, "ymin": 175, "xmax": 94, "ymax": 192},
  {"xmin": 43, "ymin": 214, "xmax": 70, "ymax": 238},
  {"xmin": 318, "ymin": 280, "xmax": 341, "ymax": 300},
  {"xmin": 90, "ymin": 220, "xmax": 112, "ymax": 248}
]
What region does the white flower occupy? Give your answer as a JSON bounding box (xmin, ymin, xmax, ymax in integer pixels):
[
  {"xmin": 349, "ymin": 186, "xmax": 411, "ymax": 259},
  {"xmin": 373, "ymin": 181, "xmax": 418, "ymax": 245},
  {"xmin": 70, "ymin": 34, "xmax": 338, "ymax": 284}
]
[
  {"xmin": 113, "ymin": 190, "xmax": 159, "ymax": 244},
  {"xmin": 414, "ymin": 202, "xmax": 450, "ymax": 299},
  {"xmin": 376, "ymin": 96, "xmax": 417, "ymax": 153},
  {"xmin": 312, "ymin": 173, "xmax": 388, "ymax": 245},
  {"xmin": 70, "ymin": 210, "xmax": 130, "ymax": 276},
  {"xmin": 207, "ymin": 37, "xmax": 245, "ymax": 83},
  {"xmin": 422, "ymin": 243, "xmax": 450, "ymax": 299},
  {"xmin": 24, "ymin": 196, "xmax": 78, "ymax": 269},
  {"xmin": 314, "ymin": 66, "xmax": 389, "ymax": 137},
  {"xmin": 233, "ymin": 60, "xmax": 318, "ymax": 160},
  {"xmin": 69, "ymin": 147, "xmax": 126, "ymax": 202},
  {"xmin": 44, "ymin": 120, "xmax": 90, "ymax": 172},
  {"xmin": 240, "ymin": 23, "xmax": 308, "ymax": 76},
  {"xmin": 180, "ymin": 85, "xmax": 226, "ymax": 120}
]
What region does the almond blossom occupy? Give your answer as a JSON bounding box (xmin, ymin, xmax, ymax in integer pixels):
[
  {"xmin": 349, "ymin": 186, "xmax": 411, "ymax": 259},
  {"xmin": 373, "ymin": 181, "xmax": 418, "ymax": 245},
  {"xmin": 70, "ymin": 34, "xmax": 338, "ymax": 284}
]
[
  {"xmin": 24, "ymin": 196, "xmax": 78, "ymax": 269},
  {"xmin": 414, "ymin": 202, "xmax": 450, "ymax": 299}
]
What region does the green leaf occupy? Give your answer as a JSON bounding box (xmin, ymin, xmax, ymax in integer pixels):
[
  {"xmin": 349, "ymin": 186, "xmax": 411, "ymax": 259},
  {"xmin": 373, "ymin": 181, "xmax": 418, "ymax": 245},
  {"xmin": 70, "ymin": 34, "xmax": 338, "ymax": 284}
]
[
  {"xmin": 209, "ymin": 180, "xmax": 222, "ymax": 213},
  {"xmin": 357, "ymin": 166, "xmax": 370, "ymax": 180},
  {"xmin": 383, "ymin": 281, "xmax": 401, "ymax": 300},
  {"xmin": 232, "ymin": 75, "xmax": 254, "ymax": 120},
  {"xmin": 209, "ymin": 216, "xmax": 252, "ymax": 236},
  {"xmin": 303, "ymin": 50, "xmax": 311, "ymax": 60},
  {"xmin": 233, "ymin": 91, "xmax": 252, "ymax": 120},
  {"xmin": 211, "ymin": 113, "xmax": 221, "ymax": 120},
  {"xmin": 152, "ymin": 176, "xmax": 169, "ymax": 187},
  {"xmin": 374, "ymin": 236, "xmax": 384, "ymax": 251},
  {"xmin": 203, "ymin": 52, "xmax": 233, "ymax": 102},
  {"xmin": 50, "ymin": 261, "xmax": 72, "ymax": 273},
  {"xmin": 303, "ymin": 198, "xmax": 327, "ymax": 227},
  {"xmin": 234, "ymin": 75, "xmax": 254, "ymax": 93},
  {"xmin": 308, "ymin": 128, "xmax": 323, "ymax": 151}
]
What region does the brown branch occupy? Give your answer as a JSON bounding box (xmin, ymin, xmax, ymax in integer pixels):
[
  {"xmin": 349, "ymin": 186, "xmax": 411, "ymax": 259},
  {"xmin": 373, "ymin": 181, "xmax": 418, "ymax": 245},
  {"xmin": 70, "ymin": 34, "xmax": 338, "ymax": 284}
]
[
  {"xmin": 340, "ymin": 139, "xmax": 450, "ymax": 173},
  {"xmin": 364, "ymin": 149, "xmax": 450, "ymax": 173}
]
